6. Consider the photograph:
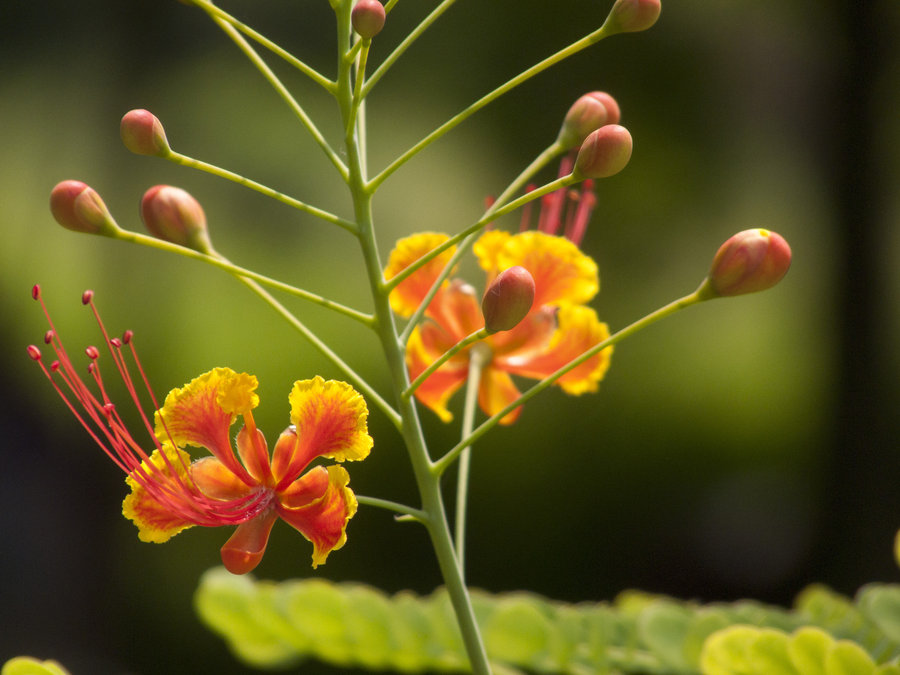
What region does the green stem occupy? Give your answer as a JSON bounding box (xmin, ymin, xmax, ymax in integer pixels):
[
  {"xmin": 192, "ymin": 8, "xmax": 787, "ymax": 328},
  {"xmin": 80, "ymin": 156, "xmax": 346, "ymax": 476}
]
[
  {"xmin": 369, "ymin": 22, "xmax": 614, "ymax": 190},
  {"xmin": 356, "ymin": 495, "xmax": 426, "ymax": 521},
  {"xmin": 434, "ymin": 289, "xmax": 707, "ymax": 475},
  {"xmin": 403, "ymin": 328, "xmax": 488, "ymax": 398},
  {"xmin": 112, "ymin": 230, "xmax": 374, "ymax": 325},
  {"xmin": 211, "ymin": 16, "xmax": 349, "ymax": 181},
  {"xmin": 360, "ymin": 0, "xmax": 459, "ymax": 98},
  {"xmin": 233, "ymin": 274, "xmax": 401, "ymax": 429},
  {"xmin": 454, "ymin": 342, "xmax": 489, "ymax": 578},
  {"xmin": 168, "ymin": 151, "xmax": 356, "ymax": 234},
  {"xmin": 190, "ymin": 0, "xmax": 336, "ymax": 93},
  {"xmin": 335, "ymin": 2, "xmax": 491, "ymax": 670}
]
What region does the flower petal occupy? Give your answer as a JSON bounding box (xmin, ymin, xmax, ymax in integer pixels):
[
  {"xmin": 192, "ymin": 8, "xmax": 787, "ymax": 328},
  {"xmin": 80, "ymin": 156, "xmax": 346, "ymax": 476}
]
[
  {"xmin": 122, "ymin": 444, "xmax": 196, "ymax": 543},
  {"xmin": 407, "ymin": 326, "xmax": 469, "ymax": 423},
  {"xmin": 427, "ymin": 281, "xmax": 484, "ymax": 341},
  {"xmin": 190, "ymin": 456, "xmax": 256, "ymax": 500},
  {"xmin": 278, "ymin": 465, "xmax": 330, "ymax": 509},
  {"xmin": 277, "ymin": 465, "xmax": 358, "ymax": 568},
  {"xmin": 153, "ymin": 368, "xmax": 256, "ymax": 483},
  {"xmin": 473, "ymin": 230, "xmax": 512, "ymax": 278},
  {"xmin": 490, "ymin": 231, "xmax": 599, "ymax": 308},
  {"xmin": 220, "ymin": 509, "xmax": 278, "ymax": 575},
  {"xmin": 272, "ymin": 378, "xmax": 372, "ymax": 489},
  {"xmin": 477, "ymin": 367, "xmax": 523, "ymax": 425},
  {"xmin": 503, "ymin": 305, "xmax": 612, "ymax": 394},
  {"xmin": 385, "ymin": 232, "xmax": 455, "ymax": 317}
]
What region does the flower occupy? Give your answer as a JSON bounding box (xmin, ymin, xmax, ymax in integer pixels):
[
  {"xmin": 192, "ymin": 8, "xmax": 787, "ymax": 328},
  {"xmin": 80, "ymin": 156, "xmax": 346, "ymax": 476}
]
[
  {"xmin": 28, "ymin": 286, "xmax": 372, "ymax": 574},
  {"xmin": 384, "ymin": 172, "xmax": 613, "ymax": 425}
]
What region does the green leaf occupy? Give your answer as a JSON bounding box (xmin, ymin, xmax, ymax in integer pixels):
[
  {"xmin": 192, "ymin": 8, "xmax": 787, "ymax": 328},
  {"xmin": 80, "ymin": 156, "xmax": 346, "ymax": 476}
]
[
  {"xmin": 858, "ymin": 586, "xmax": 900, "ymax": 644},
  {"xmin": 1, "ymin": 658, "xmax": 70, "ymax": 675}
]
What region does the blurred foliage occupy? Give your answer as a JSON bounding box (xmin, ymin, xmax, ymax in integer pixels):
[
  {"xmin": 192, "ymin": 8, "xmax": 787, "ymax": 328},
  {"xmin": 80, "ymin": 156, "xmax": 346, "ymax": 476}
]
[{"xmin": 1, "ymin": 0, "xmax": 899, "ymax": 673}]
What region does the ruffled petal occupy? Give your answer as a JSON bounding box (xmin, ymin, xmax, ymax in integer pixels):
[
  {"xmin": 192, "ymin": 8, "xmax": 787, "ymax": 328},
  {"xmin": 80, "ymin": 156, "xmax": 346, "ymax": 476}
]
[
  {"xmin": 385, "ymin": 232, "xmax": 456, "ymax": 317},
  {"xmin": 153, "ymin": 368, "xmax": 257, "ymax": 483},
  {"xmin": 493, "ymin": 231, "xmax": 598, "ymax": 308},
  {"xmin": 502, "ymin": 305, "xmax": 612, "ymax": 394},
  {"xmin": 477, "ymin": 367, "xmax": 523, "ymax": 425},
  {"xmin": 277, "ymin": 465, "xmax": 358, "ymax": 568},
  {"xmin": 122, "ymin": 444, "xmax": 196, "ymax": 543},
  {"xmin": 407, "ymin": 325, "xmax": 469, "ymax": 423},
  {"xmin": 272, "ymin": 378, "xmax": 372, "ymax": 489},
  {"xmin": 220, "ymin": 509, "xmax": 278, "ymax": 575}
]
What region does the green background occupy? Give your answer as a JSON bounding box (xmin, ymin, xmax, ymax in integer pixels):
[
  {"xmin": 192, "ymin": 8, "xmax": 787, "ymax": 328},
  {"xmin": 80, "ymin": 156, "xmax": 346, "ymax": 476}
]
[{"xmin": 1, "ymin": 0, "xmax": 899, "ymax": 672}]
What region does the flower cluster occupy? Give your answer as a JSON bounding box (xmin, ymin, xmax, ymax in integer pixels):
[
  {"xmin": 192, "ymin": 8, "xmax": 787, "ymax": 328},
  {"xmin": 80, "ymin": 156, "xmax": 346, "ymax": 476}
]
[
  {"xmin": 28, "ymin": 287, "xmax": 371, "ymax": 574},
  {"xmin": 385, "ymin": 169, "xmax": 613, "ymax": 425}
]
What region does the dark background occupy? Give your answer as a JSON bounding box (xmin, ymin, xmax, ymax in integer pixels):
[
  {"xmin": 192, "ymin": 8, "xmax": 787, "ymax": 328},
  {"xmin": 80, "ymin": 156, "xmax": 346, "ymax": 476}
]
[{"xmin": 2, "ymin": 0, "xmax": 899, "ymax": 672}]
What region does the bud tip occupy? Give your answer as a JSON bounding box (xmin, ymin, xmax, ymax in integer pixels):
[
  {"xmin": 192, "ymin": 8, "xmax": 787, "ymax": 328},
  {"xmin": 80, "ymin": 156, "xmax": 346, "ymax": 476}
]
[{"xmin": 482, "ymin": 266, "xmax": 536, "ymax": 333}]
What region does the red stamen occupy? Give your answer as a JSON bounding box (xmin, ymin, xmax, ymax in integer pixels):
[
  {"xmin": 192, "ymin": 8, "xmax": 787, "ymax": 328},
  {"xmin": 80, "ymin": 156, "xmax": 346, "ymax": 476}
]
[{"xmin": 26, "ymin": 345, "xmax": 41, "ymax": 361}]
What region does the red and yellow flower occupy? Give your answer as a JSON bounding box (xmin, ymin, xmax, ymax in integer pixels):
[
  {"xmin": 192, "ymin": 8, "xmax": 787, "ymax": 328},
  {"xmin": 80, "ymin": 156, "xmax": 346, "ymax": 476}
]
[
  {"xmin": 385, "ymin": 224, "xmax": 613, "ymax": 425},
  {"xmin": 28, "ymin": 287, "xmax": 371, "ymax": 574}
]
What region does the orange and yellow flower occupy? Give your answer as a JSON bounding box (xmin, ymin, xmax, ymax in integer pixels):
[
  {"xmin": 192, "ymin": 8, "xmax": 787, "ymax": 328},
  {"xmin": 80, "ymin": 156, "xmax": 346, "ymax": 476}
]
[
  {"xmin": 385, "ymin": 227, "xmax": 613, "ymax": 425},
  {"xmin": 28, "ymin": 287, "xmax": 371, "ymax": 574}
]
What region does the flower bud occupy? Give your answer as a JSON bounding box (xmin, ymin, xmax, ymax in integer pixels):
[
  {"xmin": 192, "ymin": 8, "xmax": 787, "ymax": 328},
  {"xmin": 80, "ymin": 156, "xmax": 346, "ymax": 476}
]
[
  {"xmin": 50, "ymin": 180, "xmax": 120, "ymax": 236},
  {"xmin": 573, "ymin": 124, "xmax": 633, "ymax": 179},
  {"xmin": 140, "ymin": 185, "xmax": 212, "ymax": 253},
  {"xmin": 352, "ymin": 0, "xmax": 386, "ymax": 39},
  {"xmin": 482, "ymin": 266, "xmax": 535, "ymax": 333},
  {"xmin": 700, "ymin": 229, "xmax": 792, "ymax": 298},
  {"xmin": 557, "ymin": 91, "xmax": 621, "ymax": 149},
  {"xmin": 602, "ymin": 0, "xmax": 661, "ymax": 35},
  {"xmin": 120, "ymin": 109, "xmax": 171, "ymax": 157}
]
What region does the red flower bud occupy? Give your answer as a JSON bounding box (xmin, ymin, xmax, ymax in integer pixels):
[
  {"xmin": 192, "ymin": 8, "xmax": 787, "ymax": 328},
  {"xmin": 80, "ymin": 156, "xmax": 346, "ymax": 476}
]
[
  {"xmin": 140, "ymin": 185, "xmax": 212, "ymax": 252},
  {"xmin": 557, "ymin": 91, "xmax": 621, "ymax": 149},
  {"xmin": 602, "ymin": 0, "xmax": 661, "ymax": 35},
  {"xmin": 352, "ymin": 0, "xmax": 386, "ymax": 39},
  {"xmin": 120, "ymin": 109, "xmax": 171, "ymax": 157},
  {"xmin": 701, "ymin": 229, "xmax": 792, "ymax": 298},
  {"xmin": 573, "ymin": 124, "xmax": 633, "ymax": 179},
  {"xmin": 49, "ymin": 180, "xmax": 119, "ymax": 236},
  {"xmin": 482, "ymin": 266, "xmax": 536, "ymax": 333}
]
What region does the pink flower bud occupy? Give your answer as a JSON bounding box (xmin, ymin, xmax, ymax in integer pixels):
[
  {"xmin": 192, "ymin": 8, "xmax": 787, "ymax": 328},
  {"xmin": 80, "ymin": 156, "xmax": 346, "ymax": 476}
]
[
  {"xmin": 557, "ymin": 91, "xmax": 621, "ymax": 149},
  {"xmin": 140, "ymin": 185, "xmax": 212, "ymax": 252},
  {"xmin": 120, "ymin": 109, "xmax": 171, "ymax": 157},
  {"xmin": 701, "ymin": 229, "xmax": 792, "ymax": 298},
  {"xmin": 49, "ymin": 180, "xmax": 119, "ymax": 235},
  {"xmin": 482, "ymin": 266, "xmax": 536, "ymax": 333},
  {"xmin": 603, "ymin": 0, "xmax": 661, "ymax": 34},
  {"xmin": 573, "ymin": 124, "xmax": 633, "ymax": 179},
  {"xmin": 352, "ymin": 0, "xmax": 386, "ymax": 39}
]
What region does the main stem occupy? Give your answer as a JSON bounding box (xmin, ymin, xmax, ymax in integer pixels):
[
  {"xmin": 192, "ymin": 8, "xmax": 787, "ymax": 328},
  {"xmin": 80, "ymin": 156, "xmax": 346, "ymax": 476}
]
[{"xmin": 334, "ymin": 4, "xmax": 491, "ymax": 673}]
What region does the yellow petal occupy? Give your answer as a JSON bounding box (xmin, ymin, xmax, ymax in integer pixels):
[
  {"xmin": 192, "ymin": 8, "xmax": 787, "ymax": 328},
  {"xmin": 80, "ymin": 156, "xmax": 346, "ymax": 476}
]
[
  {"xmin": 122, "ymin": 444, "xmax": 196, "ymax": 543},
  {"xmin": 288, "ymin": 377, "xmax": 373, "ymax": 464},
  {"xmin": 384, "ymin": 232, "xmax": 455, "ymax": 317},
  {"xmin": 473, "ymin": 229, "xmax": 512, "ymax": 275},
  {"xmin": 494, "ymin": 231, "xmax": 599, "ymax": 308}
]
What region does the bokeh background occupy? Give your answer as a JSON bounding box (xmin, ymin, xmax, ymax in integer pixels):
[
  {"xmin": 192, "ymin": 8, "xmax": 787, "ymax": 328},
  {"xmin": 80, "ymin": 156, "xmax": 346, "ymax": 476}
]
[{"xmin": 2, "ymin": 0, "xmax": 899, "ymax": 672}]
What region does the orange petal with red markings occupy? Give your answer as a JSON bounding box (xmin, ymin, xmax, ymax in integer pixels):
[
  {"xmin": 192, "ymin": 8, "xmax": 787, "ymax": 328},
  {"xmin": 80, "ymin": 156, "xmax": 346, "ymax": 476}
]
[
  {"xmin": 503, "ymin": 305, "xmax": 612, "ymax": 394},
  {"xmin": 272, "ymin": 378, "xmax": 372, "ymax": 488},
  {"xmin": 122, "ymin": 444, "xmax": 196, "ymax": 543},
  {"xmin": 385, "ymin": 233, "xmax": 456, "ymax": 317},
  {"xmin": 407, "ymin": 326, "xmax": 469, "ymax": 423},
  {"xmin": 153, "ymin": 368, "xmax": 257, "ymax": 483},
  {"xmin": 190, "ymin": 456, "xmax": 256, "ymax": 500},
  {"xmin": 492, "ymin": 231, "xmax": 598, "ymax": 308},
  {"xmin": 277, "ymin": 465, "xmax": 357, "ymax": 568}
]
